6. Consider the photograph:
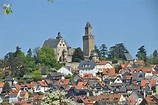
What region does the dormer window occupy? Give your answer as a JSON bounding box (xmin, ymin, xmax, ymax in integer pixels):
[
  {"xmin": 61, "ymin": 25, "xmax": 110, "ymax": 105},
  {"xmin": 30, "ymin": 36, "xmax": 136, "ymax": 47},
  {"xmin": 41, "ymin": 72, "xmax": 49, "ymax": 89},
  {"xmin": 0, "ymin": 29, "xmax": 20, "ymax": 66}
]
[
  {"xmin": 139, "ymin": 70, "xmax": 143, "ymax": 73},
  {"xmin": 134, "ymin": 70, "xmax": 137, "ymax": 73}
]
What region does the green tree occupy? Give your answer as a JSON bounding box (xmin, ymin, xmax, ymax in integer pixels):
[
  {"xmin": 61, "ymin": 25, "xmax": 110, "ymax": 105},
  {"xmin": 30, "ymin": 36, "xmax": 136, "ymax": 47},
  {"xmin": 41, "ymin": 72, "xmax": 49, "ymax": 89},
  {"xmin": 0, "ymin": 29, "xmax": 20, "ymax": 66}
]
[
  {"xmin": 136, "ymin": 45, "xmax": 147, "ymax": 62},
  {"xmin": 37, "ymin": 46, "xmax": 58, "ymax": 68},
  {"xmin": 2, "ymin": 82, "xmax": 11, "ymax": 93},
  {"xmin": 153, "ymin": 49, "xmax": 158, "ymax": 58},
  {"xmin": 94, "ymin": 45, "xmax": 101, "ymax": 58},
  {"xmin": 149, "ymin": 49, "xmax": 158, "ymax": 65},
  {"xmin": 99, "ymin": 44, "xmax": 107, "ymax": 58},
  {"xmin": 108, "ymin": 43, "xmax": 128, "ymax": 60},
  {"xmin": 32, "ymin": 70, "xmax": 42, "ymax": 81},
  {"xmin": 41, "ymin": 90, "xmax": 75, "ymax": 105},
  {"xmin": 72, "ymin": 47, "xmax": 84, "ymax": 62},
  {"xmin": 4, "ymin": 46, "xmax": 26, "ymax": 79}
]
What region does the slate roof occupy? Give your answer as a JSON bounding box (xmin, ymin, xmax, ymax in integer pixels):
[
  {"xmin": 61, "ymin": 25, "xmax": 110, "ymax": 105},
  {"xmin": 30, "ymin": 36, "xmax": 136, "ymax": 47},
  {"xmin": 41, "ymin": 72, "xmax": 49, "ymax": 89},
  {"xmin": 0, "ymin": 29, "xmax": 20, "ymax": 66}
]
[
  {"xmin": 49, "ymin": 72, "xmax": 63, "ymax": 77},
  {"xmin": 43, "ymin": 33, "xmax": 68, "ymax": 49},
  {"xmin": 43, "ymin": 38, "xmax": 60, "ymax": 48},
  {"xmin": 78, "ymin": 60, "xmax": 96, "ymax": 70},
  {"xmin": 124, "ymin": 53, "xmax": 133, "ymax": 61}
]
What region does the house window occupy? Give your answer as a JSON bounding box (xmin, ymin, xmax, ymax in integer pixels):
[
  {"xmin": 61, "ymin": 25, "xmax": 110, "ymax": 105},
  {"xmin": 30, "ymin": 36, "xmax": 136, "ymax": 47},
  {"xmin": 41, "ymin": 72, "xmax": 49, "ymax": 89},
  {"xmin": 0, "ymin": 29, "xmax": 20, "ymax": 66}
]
[
  {"xmin": 139, "ymin": 75, "xmax": 142, "ymax": 78},
  {"xmin": 114, "ymin": 98, "xmax": 118, "ymax": 100},
  {"xmin": 60, "ymin": 44, "xmax": 62, "ymax": 46},
  {"xmin": 63, "ymin": 44, "xmax": 65, "ymax": 46}
]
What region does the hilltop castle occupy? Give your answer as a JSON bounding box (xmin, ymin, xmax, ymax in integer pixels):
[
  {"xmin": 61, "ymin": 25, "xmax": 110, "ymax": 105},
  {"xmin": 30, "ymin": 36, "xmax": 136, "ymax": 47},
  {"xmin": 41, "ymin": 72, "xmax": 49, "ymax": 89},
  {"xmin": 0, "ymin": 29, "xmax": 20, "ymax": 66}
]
[{"xmin": 43, "ymin": 22, "xmax": 95, "ymax": 62}]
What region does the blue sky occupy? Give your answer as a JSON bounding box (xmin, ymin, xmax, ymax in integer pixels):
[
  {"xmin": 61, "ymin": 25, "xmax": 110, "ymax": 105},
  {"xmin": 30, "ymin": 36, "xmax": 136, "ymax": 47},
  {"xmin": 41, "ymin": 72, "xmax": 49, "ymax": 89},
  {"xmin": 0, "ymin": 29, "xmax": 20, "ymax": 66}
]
[{"xmin": 0, "ymin": 0, "xmax": 158, "ymax": 59}]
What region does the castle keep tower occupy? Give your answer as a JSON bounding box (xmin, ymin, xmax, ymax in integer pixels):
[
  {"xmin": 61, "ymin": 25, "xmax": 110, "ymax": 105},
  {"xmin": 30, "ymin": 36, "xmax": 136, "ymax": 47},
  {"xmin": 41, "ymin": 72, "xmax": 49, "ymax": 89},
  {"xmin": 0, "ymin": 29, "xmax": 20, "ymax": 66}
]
[{"xmin": 82, "ymin": 22, "xmax": 95, "ymax": 57}]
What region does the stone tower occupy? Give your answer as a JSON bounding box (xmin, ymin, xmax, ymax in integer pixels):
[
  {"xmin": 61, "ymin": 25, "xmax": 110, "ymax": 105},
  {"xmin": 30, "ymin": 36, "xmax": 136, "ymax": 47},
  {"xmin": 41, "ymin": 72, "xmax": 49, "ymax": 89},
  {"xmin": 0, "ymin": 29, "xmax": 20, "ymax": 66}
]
[{"xmin": 82, "ymin": 22, "xmax": 95, "ymax": 57}]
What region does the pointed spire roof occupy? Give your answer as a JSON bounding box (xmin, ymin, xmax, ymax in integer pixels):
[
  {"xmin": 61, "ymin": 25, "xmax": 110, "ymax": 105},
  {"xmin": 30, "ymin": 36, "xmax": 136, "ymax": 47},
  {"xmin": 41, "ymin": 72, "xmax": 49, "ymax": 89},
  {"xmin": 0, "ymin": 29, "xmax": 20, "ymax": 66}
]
[{"xmin": 86, "ymin": 22, "xmax": 92, "ymax": 27}]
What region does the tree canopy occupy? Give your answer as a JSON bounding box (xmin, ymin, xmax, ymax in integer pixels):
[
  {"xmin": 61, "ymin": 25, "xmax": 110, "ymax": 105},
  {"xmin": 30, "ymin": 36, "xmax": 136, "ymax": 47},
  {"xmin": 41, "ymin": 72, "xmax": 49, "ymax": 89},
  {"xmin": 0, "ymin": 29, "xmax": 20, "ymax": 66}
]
[
  {"xmin": 136, "ymin": 45, "xmax": 147, "ymax": 62},
  {"xmin": 37, "ymin": 46, "xmax": 57, "ymax": 67},
  {"xmin": 108, "ymin": 43, "xmax": 129, "ymax": 60},
  {"xmin": 72, "ymin": 47, "xmax": 84, "ymax": 62}
]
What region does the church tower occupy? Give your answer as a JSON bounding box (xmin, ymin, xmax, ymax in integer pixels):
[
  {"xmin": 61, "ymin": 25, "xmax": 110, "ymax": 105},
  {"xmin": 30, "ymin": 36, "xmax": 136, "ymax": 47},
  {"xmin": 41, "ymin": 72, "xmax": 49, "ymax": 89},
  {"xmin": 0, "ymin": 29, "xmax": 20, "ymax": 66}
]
[{"xmin": 82, "ymin": 22, "xmax": 95, "ymax": 57}]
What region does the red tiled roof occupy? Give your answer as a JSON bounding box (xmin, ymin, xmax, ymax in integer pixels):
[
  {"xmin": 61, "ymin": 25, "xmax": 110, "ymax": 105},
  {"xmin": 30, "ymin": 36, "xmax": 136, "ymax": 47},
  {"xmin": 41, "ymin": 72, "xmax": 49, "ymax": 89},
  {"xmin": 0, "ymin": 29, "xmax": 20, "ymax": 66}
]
[
  {"xmin": 25, "ymin": 82, "xmax": 36, "ymax": 88},
  {"xmin": 126, "ymin": 97, "xmax": 136, "ymax": 104},
  {"xmin": 121, "ymin": 64, "xmax": 129, "ymax": 69},
  {"xmin": 37, "ymin": 80, "xmax": 48, "ymax": 87},
  {"xmin": 88, "ymin": 94, "xmax": 121, "ymax": 102},
  {"xmin": 137, "ymin": 60, "xmax": 144, "ymax": 65},
  {"xmin": 14, "ymin": 84, "xmax": 22, "ymax": 90},
  {"xmin": 13, "ymin": 100, "xmax": 33, "ymax": 105},
  {"xmin": 131, "ymin": 67, "xmax": 152, "ymax": 73},
  {"xmin": 141, "ymin": 80, "xmax": 156, "ymax": 88},
  {"xmin": 75, "ymin": 82, "xmax": 87, "ymax": 89},
  {"xmin": 33, "ymin": 94, "xmax": 44, "ymax": 100},
  {"xmin": 83, "ymin": 74, "xmax": 93, "ymax": 78},
  {"xmin": 103, "ymin": 68, "xmax": 116, "ymax": 76},
  {"xmin": 0, "ymin": 82, "xmax": 4, "ymax": 88},
  {"xmin": 145, "ymin": 96, "xmax": 157, "ymax": 104},
  {"xmin": 58, "ymin": 79, "xmax": 70, "ymax": 86},
  {"xmin": 9, "ymin": 90, "xmax": 20, "ymax": 96}
]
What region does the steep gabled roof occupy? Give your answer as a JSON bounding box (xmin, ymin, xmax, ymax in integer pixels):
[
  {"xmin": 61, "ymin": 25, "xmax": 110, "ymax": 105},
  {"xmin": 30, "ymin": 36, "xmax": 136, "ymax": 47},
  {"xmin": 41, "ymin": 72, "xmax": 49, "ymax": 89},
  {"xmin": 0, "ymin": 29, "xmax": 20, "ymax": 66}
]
[
  {"xmin": 9, "ymin": 89, "xmax": 20, "ymax": 96},
  {"xmin": 13, "ymin": 84, "xmax": 22, "ymax": 90},
  {"xmin": 37, "ymin": 80, "xmax": 48, "ymax": 87},
  {"xmin": 102, "ymin": 68, "xmax": 116, "ymax": 76},
  {"xmin": 126, "ymin": 97, "xmax": 136, "ymax": 104},
  {"xmin": 43, "ymin": 33, "xmax": 68, "ymax": 49},
  {"xmin": 58, "ymin": 79, "xmax": 70, "ymax": 86},
  {"xmin": 141, "ymin": 80, "xmax": 156, "ymax": 88},
  {"xmin": 124, "ymin": 53, "xmax": 133, "ymax": 61},
  {"xmin": 43, "ymin": 38, "xmax": 60, "ymax": 48}
]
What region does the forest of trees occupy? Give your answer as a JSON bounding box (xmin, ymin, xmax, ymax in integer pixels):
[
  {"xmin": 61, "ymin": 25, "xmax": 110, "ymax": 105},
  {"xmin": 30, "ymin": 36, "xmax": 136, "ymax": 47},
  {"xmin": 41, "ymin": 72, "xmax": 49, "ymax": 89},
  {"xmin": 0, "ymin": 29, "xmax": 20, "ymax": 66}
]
[{"xmin": 0, "ymin": 46, "xmax": 62, "ymax": 83}]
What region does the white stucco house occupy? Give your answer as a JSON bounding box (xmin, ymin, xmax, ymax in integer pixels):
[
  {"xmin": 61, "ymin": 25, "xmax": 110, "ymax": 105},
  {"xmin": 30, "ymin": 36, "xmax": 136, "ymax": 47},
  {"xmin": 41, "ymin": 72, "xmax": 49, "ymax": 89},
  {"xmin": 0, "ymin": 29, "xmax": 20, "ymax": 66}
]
[
  {"xmin": 34, "ymin": 80, "xmax": 49, "ymax": 93},
  {"xmin": 79, "ymin": 60, "xmax": 97, "ymax": 77},
  {"xmin": 57, "ymin": 66, "xmax": 73, "ymax": 75},
  {"xmin": 96, "ymin": 61, "xmax": 113, "ymax": 72},
  {"xmin": 114, "ymin": 76, "xmax": 123, "ymax": 84}
]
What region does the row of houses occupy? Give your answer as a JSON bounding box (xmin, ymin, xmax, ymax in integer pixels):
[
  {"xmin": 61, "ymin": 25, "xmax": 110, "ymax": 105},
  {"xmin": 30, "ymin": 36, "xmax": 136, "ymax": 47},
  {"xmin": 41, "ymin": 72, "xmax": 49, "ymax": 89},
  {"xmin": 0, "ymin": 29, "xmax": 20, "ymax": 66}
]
[{"xmin": 0, "ymin": 59, "xmax": 158, "ymax": 105}]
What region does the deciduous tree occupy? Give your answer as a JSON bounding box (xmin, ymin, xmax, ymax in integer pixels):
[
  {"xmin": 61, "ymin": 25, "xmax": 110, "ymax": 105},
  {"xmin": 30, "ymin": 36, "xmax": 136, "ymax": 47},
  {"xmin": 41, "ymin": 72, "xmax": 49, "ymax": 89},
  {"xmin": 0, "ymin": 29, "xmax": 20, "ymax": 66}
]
[
  {"xmin": 72, "ymin": 47, "xmax": 84, "ymax": 62},
  {"xmin": 41, "ymin": 90, "xmax": 75, "ymax": 105}
]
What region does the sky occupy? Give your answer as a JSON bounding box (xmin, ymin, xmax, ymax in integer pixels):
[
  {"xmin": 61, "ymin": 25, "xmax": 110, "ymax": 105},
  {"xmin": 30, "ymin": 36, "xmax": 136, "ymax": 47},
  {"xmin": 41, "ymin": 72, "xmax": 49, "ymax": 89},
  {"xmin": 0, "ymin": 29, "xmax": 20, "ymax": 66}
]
[{"xmin": 0, "ymin": 0, "xmax": 158, "ymax": 59}]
